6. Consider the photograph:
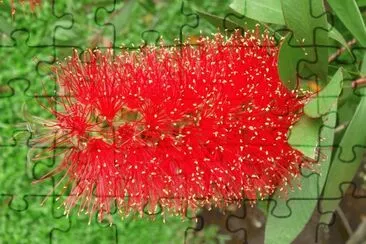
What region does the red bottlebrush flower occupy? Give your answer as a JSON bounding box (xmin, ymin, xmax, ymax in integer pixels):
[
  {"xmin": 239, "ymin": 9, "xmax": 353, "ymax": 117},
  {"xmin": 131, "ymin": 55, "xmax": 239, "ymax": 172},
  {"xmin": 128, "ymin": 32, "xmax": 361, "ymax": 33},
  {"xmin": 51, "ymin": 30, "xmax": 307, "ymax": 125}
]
[
  {"xmin": 32, "ymin": 30, "xmax": 310, "ymax": 222},
  {"xmin": 57, "ymin": 50, "xmax": 126, "ymax": 122}
]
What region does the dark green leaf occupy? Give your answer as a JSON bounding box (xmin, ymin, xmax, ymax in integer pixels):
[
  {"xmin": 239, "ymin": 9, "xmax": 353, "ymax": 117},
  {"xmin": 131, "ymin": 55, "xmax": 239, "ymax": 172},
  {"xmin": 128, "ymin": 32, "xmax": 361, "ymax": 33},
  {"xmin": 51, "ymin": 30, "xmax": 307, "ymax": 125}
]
[
  {"xmin": 265, "ymin": 106, "xmax": 337, "ymax": 244},
  {"xmin": 328, "ymin": 0, "xmax": 366, "ymax": 46},
  {"xmin": 320, "ymin": 94, "xmax": 366, "ymax": 225},
  {"xmin": 230, "ymin": 0, "xmax": 285, "ymax": 25},
  {"xmin": 304, "ymin": 68, "xmax": 343, "ymax": 118},
  {"xmin": 280, "ymin": 0, "xmax": 328, "ymax": 84}
]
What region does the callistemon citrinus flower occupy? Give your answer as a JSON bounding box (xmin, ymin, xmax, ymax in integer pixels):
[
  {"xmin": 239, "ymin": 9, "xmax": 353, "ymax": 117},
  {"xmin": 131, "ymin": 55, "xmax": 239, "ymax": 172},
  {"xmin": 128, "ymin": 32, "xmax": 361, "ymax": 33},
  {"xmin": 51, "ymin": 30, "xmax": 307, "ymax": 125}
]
[{"xmin": 32, "ymin": 30, "xmax": 309, "ymax": 222}]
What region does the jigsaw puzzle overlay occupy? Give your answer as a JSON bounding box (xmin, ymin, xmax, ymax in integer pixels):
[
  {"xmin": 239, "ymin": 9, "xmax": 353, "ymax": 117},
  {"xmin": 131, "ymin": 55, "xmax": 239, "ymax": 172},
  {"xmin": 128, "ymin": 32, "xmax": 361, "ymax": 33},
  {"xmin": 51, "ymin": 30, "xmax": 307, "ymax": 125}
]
[{"xmin": 0, "ymin": 0, "xmax": 365, "ymax": 243}]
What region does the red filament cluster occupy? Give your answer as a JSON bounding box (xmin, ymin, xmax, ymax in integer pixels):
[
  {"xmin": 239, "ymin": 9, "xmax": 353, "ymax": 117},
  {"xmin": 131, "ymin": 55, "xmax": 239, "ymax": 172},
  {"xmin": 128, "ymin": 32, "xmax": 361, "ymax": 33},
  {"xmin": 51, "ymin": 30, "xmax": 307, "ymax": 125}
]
[{"xmin": 34, "ymin": 31, "xmax": 308, "ymax": 221}]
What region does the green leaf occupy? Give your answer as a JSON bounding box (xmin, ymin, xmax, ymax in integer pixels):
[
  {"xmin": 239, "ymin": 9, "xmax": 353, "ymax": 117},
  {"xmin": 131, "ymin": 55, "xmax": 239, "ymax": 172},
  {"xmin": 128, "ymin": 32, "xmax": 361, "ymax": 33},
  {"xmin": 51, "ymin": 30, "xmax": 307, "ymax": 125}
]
[
  {"xmin": 185, "ymin": 0, "xmax": 253, "ymax": 31},
  {"xmin": 230, "ymin": 0, "xmax": 285, "ymax": 25},
  {"xmin": 327, "ymin": 0, "xmax": 366, "ymax": 46},
  {"xmin": 193, "ymin": 9, "xmax": 245, "ymax": 31},
  {"xmin": 278, "ymin": 34, "xmax": 306, "ymax": 90},
  {"xmin": 280, "ymin": 0, "xmax": 328, "ymax": 84},
  {"xmin": 189, "ymin": 3, "xmax": 284, "ymax": 41},
  {"xmin": 320, "ymin": 94, "xmax": 366, "ymax": 225},
  {"xmin": 304, "ymin": 68, "xmax": 343, "ymax": 118},
  {"xmin": 265, "ymin": 105, "xmax": 337, "ymax": 244},
  {"xmin": 328, "ymin": 24, "xmax": 352, "ymax": 55},
  {"xmin": 288, "ymin": 116, "xmax": 322, "ymax": 160}
]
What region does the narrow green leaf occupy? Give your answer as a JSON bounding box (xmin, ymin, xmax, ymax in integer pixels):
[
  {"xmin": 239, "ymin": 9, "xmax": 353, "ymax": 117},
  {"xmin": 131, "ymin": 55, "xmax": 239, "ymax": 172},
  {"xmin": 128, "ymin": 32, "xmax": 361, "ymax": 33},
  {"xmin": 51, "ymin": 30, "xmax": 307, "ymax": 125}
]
[
  {"xmin": 192, "ymin": 8, "xmax": 283, "ymax": 40},
  {"xmin": 280, "ymin": 0, "xmax": 328, "ymax": 84},
  {"xmin": 328, "ymin": 24, "xmax": 352, "ymax": 55},
  {"xmin": 288, "ymin": 116, "xmax": 322, "ymax": 160},
  {"xmin": 304, "ymin": 68, "xmax": 343, "ymax": 118},
  {"xmin": 188, "ymin": 1, "xmax": 284, "ymax": 41},
  {"xmin": 230, "ymin": 0, "xmax": 285, "ymax": 25},
  {"xmin": 320, "ymin": 94, "xmax": 366, "ymax": 225},
  {"xmin": 328, "ymin": 0, "xmax": 366, "ymax": 46},
  {"xmin": 185, "ymin": 0, "xmax": 254, "ymax": 31},
  {"xmin": 193, "ymin": 9, "xmax": 245, "ymax": 31},
  {"xmin": 265, "ymin": 106, "xmax": 337, "ymax": 244}
]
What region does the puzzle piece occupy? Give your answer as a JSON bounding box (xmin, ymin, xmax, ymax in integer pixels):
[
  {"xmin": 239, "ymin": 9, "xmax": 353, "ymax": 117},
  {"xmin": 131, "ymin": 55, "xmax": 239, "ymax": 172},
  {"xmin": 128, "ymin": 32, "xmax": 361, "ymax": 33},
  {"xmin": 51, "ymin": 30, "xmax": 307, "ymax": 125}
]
[
  {"xmin": 1, "ymin": 0, "xmax": 366, "ymax": 243},
  {"xmin": 93, "ymin": 1, "xmax": 200, "ymax": 48},
  {"xmin": 0, "ymin": 195, "xmax": 71, "ymax": 244},
  {"xmin": 0, "ymin": 31, "xmax": 56, "ymax": 95},
  {"xmin": 0, "ymin": 80, "xmax": 57, "ymax": 217}
]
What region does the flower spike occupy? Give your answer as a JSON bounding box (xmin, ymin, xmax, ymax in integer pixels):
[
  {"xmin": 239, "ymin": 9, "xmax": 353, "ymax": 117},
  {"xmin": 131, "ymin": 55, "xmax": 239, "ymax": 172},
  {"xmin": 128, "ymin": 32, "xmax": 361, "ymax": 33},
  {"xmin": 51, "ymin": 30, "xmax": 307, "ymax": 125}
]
[{"xmin": 31, "ymin": 30, "xmax": 310, "ymax": 222}]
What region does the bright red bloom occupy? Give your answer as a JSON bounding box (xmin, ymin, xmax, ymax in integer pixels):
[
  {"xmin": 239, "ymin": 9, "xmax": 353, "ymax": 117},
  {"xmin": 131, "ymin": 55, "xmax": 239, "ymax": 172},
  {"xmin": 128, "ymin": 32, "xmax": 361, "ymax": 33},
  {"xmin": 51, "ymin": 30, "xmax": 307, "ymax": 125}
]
[{"xmin": 33, "ymin": 30, "xmax": 309, "ymax": 221}]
